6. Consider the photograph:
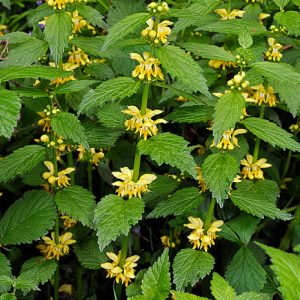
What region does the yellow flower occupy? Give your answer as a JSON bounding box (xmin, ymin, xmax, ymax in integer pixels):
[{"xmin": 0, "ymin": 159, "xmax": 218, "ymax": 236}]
[
  {"xmin": 112, "ymin": 167, "xmax": 156, "ymax": 198},
  {"xmin": 70, "ymin": 10, "xmax": 96, "ymax": 34},
  {"xmin": 101, "ymin": 251, "xmax": 140, "ymax": 287},
  {"xmin": 175, "ymin": 96, "xmax": 188, "ymax": 102},
  {"xmin": 161, "ymin": 236, "xmax": 176, "ymax": 248},
  {"xmin": 208, "ymin": 59, "xmax": 236, "ymax": 70},
  {"xmin": 61, "ymin": 215, "xmax": 77, "ymax": 228},
  {"xmin": 42, "ymin": 161, "xmax": 58, "ymax": 185},
  {"xmin": 241, "ymin": 154, "xmax": 272, "ymax": 180},
  {"xmin": 290, "ymin": 123, "xmax": 300, "ymax": 134},
  {"xmin": 90, "ymin": 148, "xmax": 105, "ymax": 166},
  {"xmin": 265, "ymin": 38, "xmax": 283, "ymax": 62},
  {"xmin": 123, "ymin": 106, "xmax": 167, "ymax": 140},
  {"xmin": 46, "ymin": 0, "xmax": 69, "ymax": 9},
  {"xmin": 77, "ymin": 145, "xmax": 104, "ymax": 166},
  {"xmin": 142, "ymin": 18, "xmax": 172, "ymax": 44},
  {"xmin": 68, "ymin": 46, "xmax": 91, "ymax": 66},
  {"xmin": 251, "ymin": 84, "xmax": 278, "ymax": 107},
  {"xmin": 147, "ymin": 1, "xmax": 169, "ymax": 14},
  {"xmin": 215, "ymin": 8, "xmax": 245, "ymax": 20},
  {"xmin": 37, "ymin": 112, "xmax": 52, "ymax": 132},
  {"xmin": 130, "ymin": 52, "xmax": 164, "ymax": 81},
  {"xmin": 37, "ymin": 232, "xmax": 76, "ymax": 260},
  {"xmin": 211, "ymin": 128, "xmax": 247, "ymax": 150},
  {"xmin": 49, "ymin": 62, "xmax": 77, "ymax": 86},
  {"xmin": 227, "ymin": 71, "xmax": 249, "ymax": 90},
  {"xmin": 0, "ymin": 25, "xmax": 7, "ymax": 36},
  {"xmin": 259, "ymin": 13, "xmax": 270, "ymax": 24},
  {"xmin": 196, "ymin": 167, "xmax": 207, "ymax": 192}
]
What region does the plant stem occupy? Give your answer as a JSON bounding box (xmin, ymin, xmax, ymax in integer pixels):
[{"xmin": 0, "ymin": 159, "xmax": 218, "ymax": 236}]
[
  {"xmin": 227, "ymin": 0, "xmax": 231, "ymax": 12},
  {"xmin": 54, "ymin": 215, "xmax": 60, "ymax": 300},
  {"xmin": 87, "ymin": 163, "xmax": 93, "ymax": 192},
  {"xmin": 204, "ymin": 198, "xmax": 216, "ymax": 232},
  {"xmin": 132, "ymin": 149, "xmax": 142, "ymax": 182},
  {"xmin": 140, "ymin": 82, "xmax": 150, "ymax": 115},
  {"xmin": 281, "ymin": 150, "xmax": 292, "ymax": 181},
  {"xmin": 252, "ymin": 106, "xmax": 265, "ymax": 162}
]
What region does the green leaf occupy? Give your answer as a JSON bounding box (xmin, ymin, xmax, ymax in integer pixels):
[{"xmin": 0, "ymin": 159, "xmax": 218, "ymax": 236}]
[
  {"xmin": 45, "ymin": 11, "xmax": 72, "ymax": 64},
  {"xmin": 171, "ymin": 291, "xmax": 209, "ymax": 300},
  {"xmin": 258, "ymin": 244, "xmax": 300, "ymax": 300},
  {"xmin": 15, "ymin": 277, "xmax": 39, "ymax": 293},
  {"xmin": 0, "ymin": 253, "xmax": 12, "ymax": 293},
  {"xmin": 97, "ymin": 103, "xmax": 127, "ymax": 129},
  {"xmin": 0, "ymin": 190, "xmax": 56, "ymax": 245},
  {"xmin": 76, "ymin": 5, "xmax": 107, "ymax": 29},
  {"xmin": 94, "ymin": 195, "xmax": 144, "ymax": 250},
  {"xmin": 180, "ymin": 43, "xmax": 236, "ymax": 62},
  {"xmin": 225, "ymin": 247, "xmax": 267, "ymax": 294},
  {"xmin": 0, "ymin": 89, "xmax": 21, "ymax": 139},
  {"xmin": 147, "ymin": 187, "xmax": 204, "ymax": 218},
  {"xmin": 0, "ymin": 66, "xmax": 71, "ymax": 82},
  {"xmin": 51, "ymin": 112, "xmax": 88, "ymax": 149},
  {"xmin": 273, "ymin": 0, "xmax": 290, "ymax": 9},
  {"xmin": 138, "ymin": 133, "xmax": 197, "ymax": 178},
  {"xmin": 0, "ymin": 32, "xmax": 33, "ymax": 44},
  {"xmin": 55, "ymin": 185, "xmax": 96, "ymax": 228},
  {"xmin": 166, "ymin": 106, "xmax": 214, "ymax": 124},
  {"xmin": 202, "ymin": 153, "xmax": 240, "ymax": 206},
  {"xmin": 275, "ymin": 11, "xmax": 300, "ymax": 36},
  {"xmin": 78, "ymin": 77, "xmax": 140, "ymax": 115},
  {"xmin": 173, "ymin": 249, "xmax": 215, "ymax": 291},
  {"xmin": 141, "ymin": 248, "xmax": 171, "ymax": 300},
  {"xmin": 0, "ymin": 0, "xmax": 10, "ymax": 8},
  {"xmin": 236, "ymin": 292, "xmax": 271, "ymax": 300},
  {"xmin": 238, "ymin": 32, "xmax": 253, "ymax": 49},
  {"xmin": 210, "ymin": 273, "xmax": 236, "ymax": 300},
  {"xmin": 102, "ymin": 12, "xmax": 149, "ymax": 50},
  {"xmin": 54, "ymin": 80, "xmax": 98, "ymax": 95},
  {"xmin": 241, "ymin": 118, "xmax": 300, "ymax": 152},
  {"xmin": 0, "ymin": 294, "xmax": 16, "ymax": 300},
  {"xmin": 230, "ymin": 180, "xmax": 291, "ymax": 220},
  {"xmin": 157, "ymin": 45, "xmax": 209, "ymax": 96},
  {"xmin": 0, "ymin": 145, "xmax": 46, "ymax": 183},
  {"xmin": 212, "ymin": 93, "xmax": 245, "ymax": 142}
]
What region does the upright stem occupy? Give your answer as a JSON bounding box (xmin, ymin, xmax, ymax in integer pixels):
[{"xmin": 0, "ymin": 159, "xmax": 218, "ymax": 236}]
[
  {"xmin": 281, "ymin": 150, "xmax": 292, "ymax": 181},
  {"xmin": 227, "ymin": 0, "xmax": 231, "ymax": 12},
  {"xmin": 204, "ymin": 198, "xmax": 216, "ymax": 232},
  {"xmin": 87, "ymin": 163, "xmax": 93, "ymax": 192},
  {"xmin": 141, "ymin": 82, "xmax": 150, "ymax": 115},
  {"xmin": 54, "ymin": 215, "xmax": 60, "ymax": 300},
  {"xmin": 253, "ymin": 107, "xmax": 265, "ymax": 162}
]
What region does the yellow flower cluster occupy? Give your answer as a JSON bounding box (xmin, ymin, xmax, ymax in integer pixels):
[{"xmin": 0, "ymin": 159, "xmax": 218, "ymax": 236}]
[
  {"xmin": 101, "ymin": 251, "xmax": 140, "ymax": 287},
  {"xmin": 250, "ymin": 84, "xmax": 278, "ymax": 107},
  {"xmin": 46, "ymin": 0, "xmax": 86, "ymax": 10},
  {"xmin": 215, "ymin": 8, "xmax": 245, "ymax": 20},
  {"xmin": 265, "ymin": 38, "xmax": 283, "ymax": 62},
  {"xmin": 77, "ymin": 145, "xmax": 104, "ymax": 166},
  {"xmin": 0, "ymin": 25, "xmax": 7, "ymax": 36},
  {"xmin": 147, "ymin": 1, "xmax": 169, "ymax": 14},
  {"xmin": 208, "ymin": 59, "xmax": 236, "ymax": 70},
  {"xmin": 241, "ymin": 154, "xmax": 272, "ymax": 180},
  {"xmin": 49, "ymin": 62, "xmax": 77, "ymax": 86},
  {"xmin": 37, "ymin": 106, "xmax": 60, "ymax": 132},
  {"xmin": 130, "ymin": 52, "xmax": 164, "ymax": 81},
  {"xmin": 270, "ymin": 25, "xmax": 287, "ymax": 34},
  {"xmin": 61, "ymin": 215, "xmax": 77, "ymax": 228},
  {"xmin": 161, "ymin": 235, "xmax": 176, "ymax": 248},
  {"xmin": 42, "ymin": 161, "xmax": 75, "ymax": 188},
  {"xmin": 184, "ymin": 217, "xmax": 223, "ymax": 252},
  {"xmin": 69, "ymin": 10, "xmax": 96, "ymax": 34},
  {"xmin": 68, "ymin": 46, "xmax": 91, "ymax": 66},
  {"xmin": 227, "ymin": 71, "xmax": 249, "ymax": 91},
  {"xmin": 196, "ymin": 167, "xmax": 207, "ymax": 192},
  {"xmin": 37, "ymin": 232, "xmax": 76, "ymax": 260},
  {"xmin": 112, "ymin": 167, "xmax": 156, "ymax": 198},
  {"xmin": 123, "ymin": 106, "xmax": 167, "ymax": 140},
  {"xmin": 290, "ymin": 122, "xmax": 300, "ymax": 134},
  {"xmin": 211, "ymin": 128, "xmax": 247, "ymax": 150},
  {"xmin": 141, "ymin": 18, "xmax": 173, "ymax": 44}
]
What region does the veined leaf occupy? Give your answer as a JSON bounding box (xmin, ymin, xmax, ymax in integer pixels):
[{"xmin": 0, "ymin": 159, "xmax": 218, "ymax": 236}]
[
  {"xmin": 96, "ymin": 103, "xmax": 127, "ymax": 129},
  {"xmin": 0, "ymin": 190, "xmax": 56, "ymax": 245},
  {"xmin": 76, "ymin": 5, "xmax": 107, "ymax": 29},
  {"xmin": 0, "ymin": 253, "xmax": 12, "ymax": 293},
  {"xmin": 0, "ymin": 32, "xmax": 33, "ymax": 44},
  {"xmin": 275, "ymin": 11, "xmax": 300, "ymax": 36},
  {"xmin": 94, "ymin": 195, "xmax": 144, "ymax": 250},
  {"xmin": 0, "ymin": 145, "xmax": 46, "ymax": 183},
  {"xmin": 210, "ymin": 273, "xmax": 236, "ymax": 300},
  {"xmin": 55, "ymin": 186, "xmax": 96, "ymax": 228},
  {"xmin": 45, "ymin": 11, "xmax": 72, "ymax": 64},
  {"xmin": 273, "ymin": 0, "xmax": 290, "ymax": 9},
  {"xmin": 157, "ymin": 45, "xmax": 209, "ymax": 96},
  {"xmin": 0, "ymin": 89, "xmax": 21, "ymax": 139},
  {"xmin": 173, "ymin": 249, "xmax": 215, "ymax": 291},
  {"xmin": 238, "ymin": 32, "xmax": 253, "ymax": 49},
  {"xmin": 202, "ymin": 153, "xmax": 240, "ymax": 206},
  {"xmin": 0, "ymin": 293, "xmax": 16, "ymax": 300},
  {"xmin": 147, "ymin": 187, "xmax": 204, "ymax": 218},
  {"xmin": 71, "ymin": 36, "xmax": 106, "ymax": 57},
  {"xmin": 0, "ymin": 0, "xmax": 10, "ymax": 8},
  {"xmin": 138, "ymin": 133, "xmax": 197, "ymax": 178},
  {"xmin": 230, "ymin": 180, "xmax": 291, "ymax": 220},
  {"xmin": 236, "ymin": 292, "xmax": 271, "ymax": 300},
  {"xmin": 241, "ymin": 117, "xmax": 300, "ymax": 152},
  {"xmin": 54, "ymin": 80, "xmax": 98, "ymax": 95},
  {"xmin": 171, "ymin": 291, "xmax": 209, "ymax": 300}
]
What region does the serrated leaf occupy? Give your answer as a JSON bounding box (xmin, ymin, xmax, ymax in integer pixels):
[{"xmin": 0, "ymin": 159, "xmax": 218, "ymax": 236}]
[
  {"xmin": 78, "ymin": 77, "xmax": 140, "ymax": 115},
  {"xmin": 76, "ymin": 5, "xmax": 107, "ymax": 29},
  {"xmin": 241, "ymin": 118, "xmax": 300, "ymax": 151},
  {"xmin": 45, "ymin": 12, "xmax": 72, "ymax": 64},
  {"xmin": 273, "ymin": 0, "xmax": 290, "ymax": 9},
  {"xmin": 212, "ymin": 93, "xmax": 245, "ymax": 142},
  {"xmin": 0, "ymin": 89, "xmax": 21, "ymax": 139},
  {"xmin": 236, "ymin": 292, "xmax": 271, "ymax": 300},
  {"xmin": 15, "ymin": 277, "xmax": 39, "ymax": 293},
  {"xmin": 97, "ymin": 103, "xmax": 127, "ymax": 129},
  {"xmin": 210, "ymin": 273, "xmax": 236, "ymax": 300},
  {"xmin": 138, "ymin": 133, "xmax": 197, "ymax": 178},
  {"xmin": 258, "ymin": 244, "xmax": 300, "ymax": 300},
  {"xmin": 230, "ymin": 180, "xmax": 291, "ymax": 220},
  {"xmin": 147, "ymin": 187, "xmax": 204, "ymax": 218},
  {"xmin": 51, "ymin": 112, "xmax": 88, "ymax": 149},
  {"xmin": 102, "ymin": 12, "xmax": 149, "ymax": 50},
  {"xmin": 0, "ymin": 32, "xmax": 33, "ymax": 44},
  {"xmin": 0, "ymin": 145, "xmax": 46, "ymax": 183},
  {"xmin": 173, "ymin": 249, "xmax": 215, "ymax": 291},
  {"xmin": 166, "ymin": 106, "xmax": 214, "ymax": 124},
  {"xmin": 238, "ymin": 32, "xmax": 253, "ymax": 49},
  {"xmin": 71, "ymin": 36, "xmax": 105, "ymax": 57},
  {"xmin": 141, "ymin": 248, "xmax": 171, "ymax": 300},
  {"xmin": 157, "ymin": 45, "xmax": 209, "ymax": 96},
  {"xmin": 0, "ymin": 253, "xmax": 12, "ymax": 293},
  {"xmin": 0, "ymin": 294, "xmax": 16, "ymax": 300},
  {"xmin": 0, "ymin": 190, "xmax": 56, "ymax": 245},
  {"xmin": 202, "ymin": 153, "xmax": 239, "ymax": 206},
  {"xmin": 225, "ymin": 247, "xmax": 266, "ymax": 294},
  {"xmin": 94, "ymin": 195, "xmax": 144, "ymax": 250},
  {"xmin": 275, "ymin": 11, "xmax": 300, "ymax": 36},
  {"xmin": 54, "ymin": 80, "xmax": 98, "ymax": 95},
  {"xmin": 171, "ymin": 291, "xmax": 209, "ymax": 300},
  {"xmin": 55, "ymin": 185, "xmax": 96, "ymax": 228}
]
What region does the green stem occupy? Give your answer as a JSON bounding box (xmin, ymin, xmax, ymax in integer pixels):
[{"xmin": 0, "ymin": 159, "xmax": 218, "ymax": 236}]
[
  {"xmin": 54, "ymin": 215, "xmax": 60, "ymax": 300},
  {"xmin": 169, "ymin": 227, "xmax": 174, "ymax": 260},
  {"xmin": 252, "ymin": 107, "xmax": 265, "ymax": 162},
  {"xmin": 132, "ymin": 149, "xmax": 142, "ymax": 182},
  {"xmin": 67, "ymin": 152, "xmax": 75, "ymax": 185},
  {"xmin": 204, "ymin": 198, "xmax": 216, "ymax": 232},
  {"xmin": 227, "ymin": 0, "xmax": 231, "ymax": 12},
  {"xmin": 281, "ymin": 150, "xmax": 292, "ymax": 181},
  {"xmin": 87, "ymin": 163, "xmax": 93, "ymax": 192},
  {"xmin": 97, "ymin": 0, "xmax": 109, "ymax": 10},
  {"xmin": 140, "ymin": 82, "xmax": 150, "ymax": 115}
]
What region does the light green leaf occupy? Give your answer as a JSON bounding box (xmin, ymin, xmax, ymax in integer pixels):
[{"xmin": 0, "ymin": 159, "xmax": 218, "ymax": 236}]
[
  {"xmin": 0, "ymin": 294, "xmax": 16, "ymax": 300},
  {"xmin": 54, "ymin": 80, "xmax": 98, "ymax": 95},
  {"xmin": 202, "ymin": 153, "xmax": 240, "ymax": 206},
  {"xmin": 230, "ymin": 180, "xmax": 291, "ymax": 220},
  {"xmin": 76, "ymin": 5, "xmax": 107, "ymax": 29},
  {"xmin": 102, "ymin": 12, "xmax": 149, "ymax": 50},
  {"xmin": 141, "ymin": 249, "xmax": 171, "ymax": 300},
  {"xmin": 236, "ymin": 292, "xmax": 271, "ymax": 300},
  {"xmin": 138, "ymin": 133, "xmax": 197, "ymax": 178},
  {"xmin": 210, "ymin": 273, "xmax": 236, "ymax": 300},
  {"xmin": 273, "ymin": 0, "xmax": 290, "ymax": 9},
  {"xmin": 55, "ymin": 185, "xmax": 96, "ymax": 228},
  {"xmin": 71, "ymin": 36, "xmax": 105, "ymax": 57},
  {"xmin": 94, "ymin": 195, "xmax": 144, "ymax": 250},
  {"xmin": 0, "ymin": 253, "xmax": 12, "ymax": 293},
  {"xmin": 225, "ymin": 247, "xmax": 266, "ymax": 294},
  {"xmin": 0, "ymin": 89, "xmax": 21, "ymax": 139},
  {"xmin": 15, "ymin": 277, "xmax": 39, "ymax": 293},
  {"xmin": 241, "ymin": 117, "xmax": 300, "ymax": 151},
  {"xmin": 0, "ymin": 32, "xmax": 33, "ymax": 44},
  {"xmin": 0, "ymin": 145, "xmax": 46, "ymax": 183},
  {"xmin": 238, "ymin": 32, "xmax": 253, "ymax": 49},
  {"xmin": 171, "ymin": 291, "xmax": 209, "ymax": 300},
  {"xmin": 147, "ymin": 187, "xmax": 204, "ymax": 218},
  {"xmin": 212, "ymin": 93, "xmax": 245, "ymax": 142},
  {"xmin": 78, "ymin": 77, "xmax": 140, "ymax": 115},
  {"xmin": 45, "ymin": 11, "xmax": 72, "ymax": 64},
  {"xmin": 51, "ymin": 112, "xmax": 88, "ymax": 149},
  {"xmin": 258, "ymin": 244, "xmax": 300, "ymax": 300},
  {"xmin": 275, "ymin": 11, "xmax": 300, "ymax": 36},
  {"xmin": 157, "ymin": 45, "xmax": 209, "ymax": 96},
  {"xmin": 0, "ymin": 190, "xmax": 56, "ymax": 245},
  {"xmin": 173, "ymin": 249, "xmax": 215, "ymax": 291},
  {"xmin": 0, "ymin": 0, "xmax": 10, "ymax": 8}
]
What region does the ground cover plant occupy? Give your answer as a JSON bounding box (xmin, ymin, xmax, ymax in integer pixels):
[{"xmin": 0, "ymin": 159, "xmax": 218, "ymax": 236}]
[{"xmin": 0, "ymin": 0, "xmax": 300, "ymax": 299}]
